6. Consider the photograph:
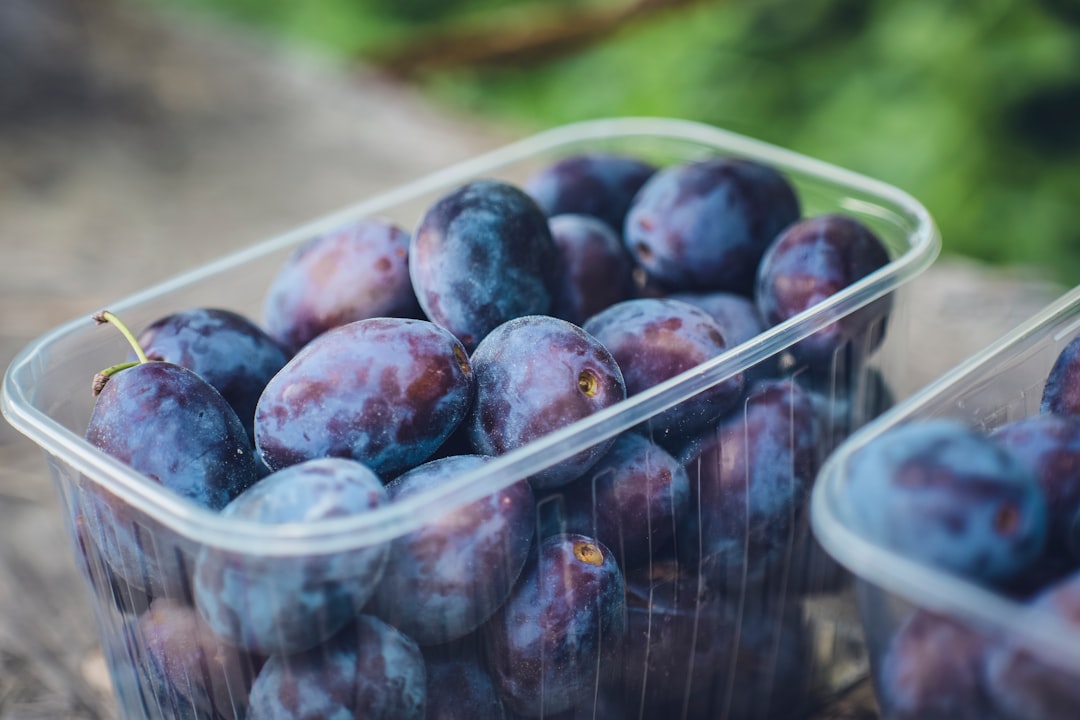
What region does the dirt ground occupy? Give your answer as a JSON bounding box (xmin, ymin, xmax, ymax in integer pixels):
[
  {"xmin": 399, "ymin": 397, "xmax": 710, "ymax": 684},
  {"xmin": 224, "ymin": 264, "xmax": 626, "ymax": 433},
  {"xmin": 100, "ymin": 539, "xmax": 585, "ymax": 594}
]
[
  {"xmin": 0, "ymin": 3, "xmax": 510, "ymax": 717},
  {"xmin": 0, "ymin": 1, "xmax": 1065, "ymax": 718}
]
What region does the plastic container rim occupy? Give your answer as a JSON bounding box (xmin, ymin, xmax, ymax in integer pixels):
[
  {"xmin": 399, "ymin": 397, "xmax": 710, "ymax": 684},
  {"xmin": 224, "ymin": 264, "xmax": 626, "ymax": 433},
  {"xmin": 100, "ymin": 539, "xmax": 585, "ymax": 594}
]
[
  {"xmin": 3, "ymin": 116, "xmax": 941, "ymax": 556},
  {"xmin": 811, "ymin": 283, "xmax": 1080, "ymax": 669}
]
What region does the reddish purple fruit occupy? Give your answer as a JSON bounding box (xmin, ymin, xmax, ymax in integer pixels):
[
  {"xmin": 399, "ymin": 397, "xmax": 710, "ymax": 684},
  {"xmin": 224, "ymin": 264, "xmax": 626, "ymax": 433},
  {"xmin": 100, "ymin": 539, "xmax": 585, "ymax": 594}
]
[
  {"xmin": 1042, "ymin": 333, "xmax": 1080, "ymax": 417},
  {"xmin": 137, "ymin": 598, "xmax": 262, "ymax": 720},
  {"xmin": 756, "ymin": 213, "xmax": 892, "ymax": 371},
  {"xmin": 876, "ymin": 610, "xmax": 994, "ymax": 720},
  {"xmin": 624, "ymin": 156, "xmax": 800, "ymax": 295},
  {"xmin": 254, "ymin": 317, "xmax": 474, "ymax": 477},
  {"xmin": 548, "ymin": 213, "xmax": 637, "ymax": 325},
  {"xmin": 466, "ymin": 315, "xmax": 626, "ymax": 489},
  {"xmin": 247, "ymin": 615, "xmax": 426, "ymax": 720},
  {"xmin": 554, "ymin": 432, "xmax": 690, "ymax": 571},
  {"xmin": 424, "ymin": 654, "xmax": 507, "ymax": 720},
  {"xmin": 985, "ymin": 573, "xmax": 1080, "ymax": 720},
  {"xmin": 193, "ymin": 458, "xmax": 389, "ymax": 656},
  {"xmin": 368, "ymin": 455, "xmax": 536, "ymax": 646},
  {"xmin": 992, "ymin": 414, "xmax": 1080, "ymax": 562},
  {"xmin": 85, "ymin": 312, "xmax": 262, "ymax": 596},
  {"xmin": 484, "ymin": 533, "xmax": 626, "ymax": 717},
  {"xmin": 524, "ymin": 152, "xmax": 656, "ymax": 236},
  {"xmin": 679, "ymin": 378, "xmax": 822, "ymax": 587},
  {"xmin": 262, "ymin": 217, "xmax": 421, "ymax": 354},
  {"xmin": 582, "ymin": 297, "xmax": 745, "ymax": 445},
  {"xmin": 614, "ymin": 558, "xmax": 812, "ymax": 719}
]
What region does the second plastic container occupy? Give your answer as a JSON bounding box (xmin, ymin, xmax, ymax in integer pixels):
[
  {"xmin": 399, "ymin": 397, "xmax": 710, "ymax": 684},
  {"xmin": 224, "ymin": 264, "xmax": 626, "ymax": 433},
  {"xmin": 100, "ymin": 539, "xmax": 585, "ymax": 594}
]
[{"xmin": 814, "ymin": 285, "xmax": 1080, "ymax": 720}]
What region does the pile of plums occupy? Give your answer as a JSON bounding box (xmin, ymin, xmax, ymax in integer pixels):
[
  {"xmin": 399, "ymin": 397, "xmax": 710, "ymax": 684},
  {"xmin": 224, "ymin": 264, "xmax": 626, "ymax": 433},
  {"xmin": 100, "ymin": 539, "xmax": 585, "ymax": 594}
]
[
  {"xmin": 78, "ymin": 149, "xmax": 898, "ymax": 719},
  {"xmin": 844, "ymin": 334, "xmax": 1080, "ymax": 720}
]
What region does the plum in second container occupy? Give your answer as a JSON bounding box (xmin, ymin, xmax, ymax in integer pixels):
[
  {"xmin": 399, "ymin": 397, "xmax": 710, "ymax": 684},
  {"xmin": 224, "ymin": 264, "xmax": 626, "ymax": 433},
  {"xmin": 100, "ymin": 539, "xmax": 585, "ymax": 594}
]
[
  {"xmin": 991, "ymin": 413, "xmax": 1080, "ymax": 562},
  {"xmin": 843, "ymin": 419, "xmax": 1047, "ymax": 587},
  {"xmin": 983, "ymin": 570, "xmax": 1080, "ymax": 720},
  {"xmin": 1041, "ymin": 332, "xmax": 1080, "ymax": 417},
  {"xmin": 875, "ymin": 609, "xmax": 996, "ymax": 720}
]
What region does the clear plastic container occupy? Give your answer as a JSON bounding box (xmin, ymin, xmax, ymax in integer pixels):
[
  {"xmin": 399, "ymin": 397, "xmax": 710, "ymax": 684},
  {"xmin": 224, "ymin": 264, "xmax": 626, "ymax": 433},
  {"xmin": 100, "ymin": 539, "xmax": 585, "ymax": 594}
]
[
  {"xmin": 3, "ymin": 117, "xmax": 939, "ymax": 719},
  {"xmin": 813, "ymin": 285, "xmax": 1080, "ymax": 720}
]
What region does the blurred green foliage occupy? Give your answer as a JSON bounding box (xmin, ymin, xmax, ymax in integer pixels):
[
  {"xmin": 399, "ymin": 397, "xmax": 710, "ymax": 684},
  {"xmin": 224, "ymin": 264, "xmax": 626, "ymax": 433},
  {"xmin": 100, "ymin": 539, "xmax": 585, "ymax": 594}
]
[{"xmin": 162, "ymin": 0, "xmax": 1080, "ymax": 283}]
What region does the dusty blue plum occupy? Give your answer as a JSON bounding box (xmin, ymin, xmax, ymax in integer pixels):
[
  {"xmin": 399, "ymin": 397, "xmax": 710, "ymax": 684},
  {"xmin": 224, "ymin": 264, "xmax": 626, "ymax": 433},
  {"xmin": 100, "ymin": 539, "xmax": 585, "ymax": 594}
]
[
  {"xmin": 247, "ymin": 614, "xmax": 426, "ymax": 720},
  {"xmin": 668, "ymin": 289, "xmax": 777, "ymax": 383},
  {"xmin": 582, "ymin": 297, "xmax": 745, "ymax": 446},
  {"xmin": 484, "ymin": 533, "xmax": 626, "ymax": 717},
  {"xmin": 262, "ymin": 217, "xmax": 422, "ymax": 355},
  {"xmin": 254, "ymin": 317, "xmax": 474, "ymax": 477},
  {"xmin": 553, "ymin": 432, "xmax": 690, "ymax": 571},
  {"xmin": 992, "ymin": 414, "xmax": 1080, "ymax": 562},
  {"xmin": 613, "ymin": 558, "xmax": 812, "ymax": 720},
  {"xmin": 876, "ymin": 610, "xmax": 997, "ymax": 720},
  {"xmin": 70, "ymin": 506, "xmax": 157, "ymax": 616},
  {"xmin": 87, "ymin": 361, "xmax": 261, "ymax": 508},
  {"xmin": 1042, "ymin": 333, "xmax": 1080, "ymax": 416},
  {"xmin": 424, "ymin": 653, "xmax": 507, "ymax": 720},
  {"xmin": 524, "ymin": 152, "xmax": 656, "ymax": 236},
  {"xmin": 136, "ymin": 307, "xmax": 290, "ymax": 444},
  {"xmin": 368, "ymin": 455, "xmax": 535, "ymax": 645},
  {"xmin": 108, "ymin": 616, "xmax": 203, "ymax": 720},
  {"xmin": 844, "ymin": 419, "xmax": 1047, "ymax": 585},
  {"xmin": 548, "ymin": 213, "xmax": 638, "ymax": 325},
  {"xmin": 410, "ymin": 179, "xmax": 559, "ymax": 351},
  {"xmin": 623, "ymin": 156, "xmax": 800, "ymax": 295},
  {"xmin": 467, "ymin": 315, "xmax": 626, "ymax": 489},
  {"xmin": 679, "ymin": 378, "xmax": 822, "ymax": 587},
  {"xmin": 985, "ymin": 572, "xmax": 1080, "ymax": 720},
  {"xmin": 136, "ymin": 598, "xmax": 262, "ymax": 720},
  {"xmin": 756, "ymin": 213, "xmax": 892, "ymax": 372},
  {"xmin": 84, "ymin": 361, "xmax": 261, "ymax": 594},
  {"xmin": 193, "ymin": 458, "xmax": 389, "ymax": 656},
  {"xmin": 77, "ymin": 481, "xmax": 197, "ymax": 602}
]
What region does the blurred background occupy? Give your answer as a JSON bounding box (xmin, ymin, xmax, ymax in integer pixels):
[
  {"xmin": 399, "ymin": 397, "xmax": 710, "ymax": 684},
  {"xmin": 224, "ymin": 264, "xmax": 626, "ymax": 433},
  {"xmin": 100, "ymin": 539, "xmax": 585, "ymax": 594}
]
[
  {"xmin": 153, "ymin": 0, "xmax": 1080, "ymax": 280},
  {"xmin": 2, "ymin": 0, "xmax": 1078, "ymax": 282}
]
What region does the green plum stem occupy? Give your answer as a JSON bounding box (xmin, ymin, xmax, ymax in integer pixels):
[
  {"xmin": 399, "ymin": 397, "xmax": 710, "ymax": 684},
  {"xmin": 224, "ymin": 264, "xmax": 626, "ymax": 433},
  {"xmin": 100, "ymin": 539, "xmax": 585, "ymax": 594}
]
[
  {"xmin": 91, "ymin": 310, "xmax": 153, "ymax": 395},
  {"xmin": 93, "ymin": 310, "xmax": 151, "ymax": 364},
  {"xmin": 92, "ymin": 361, "xmax": 141, "ymax": 396}
]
